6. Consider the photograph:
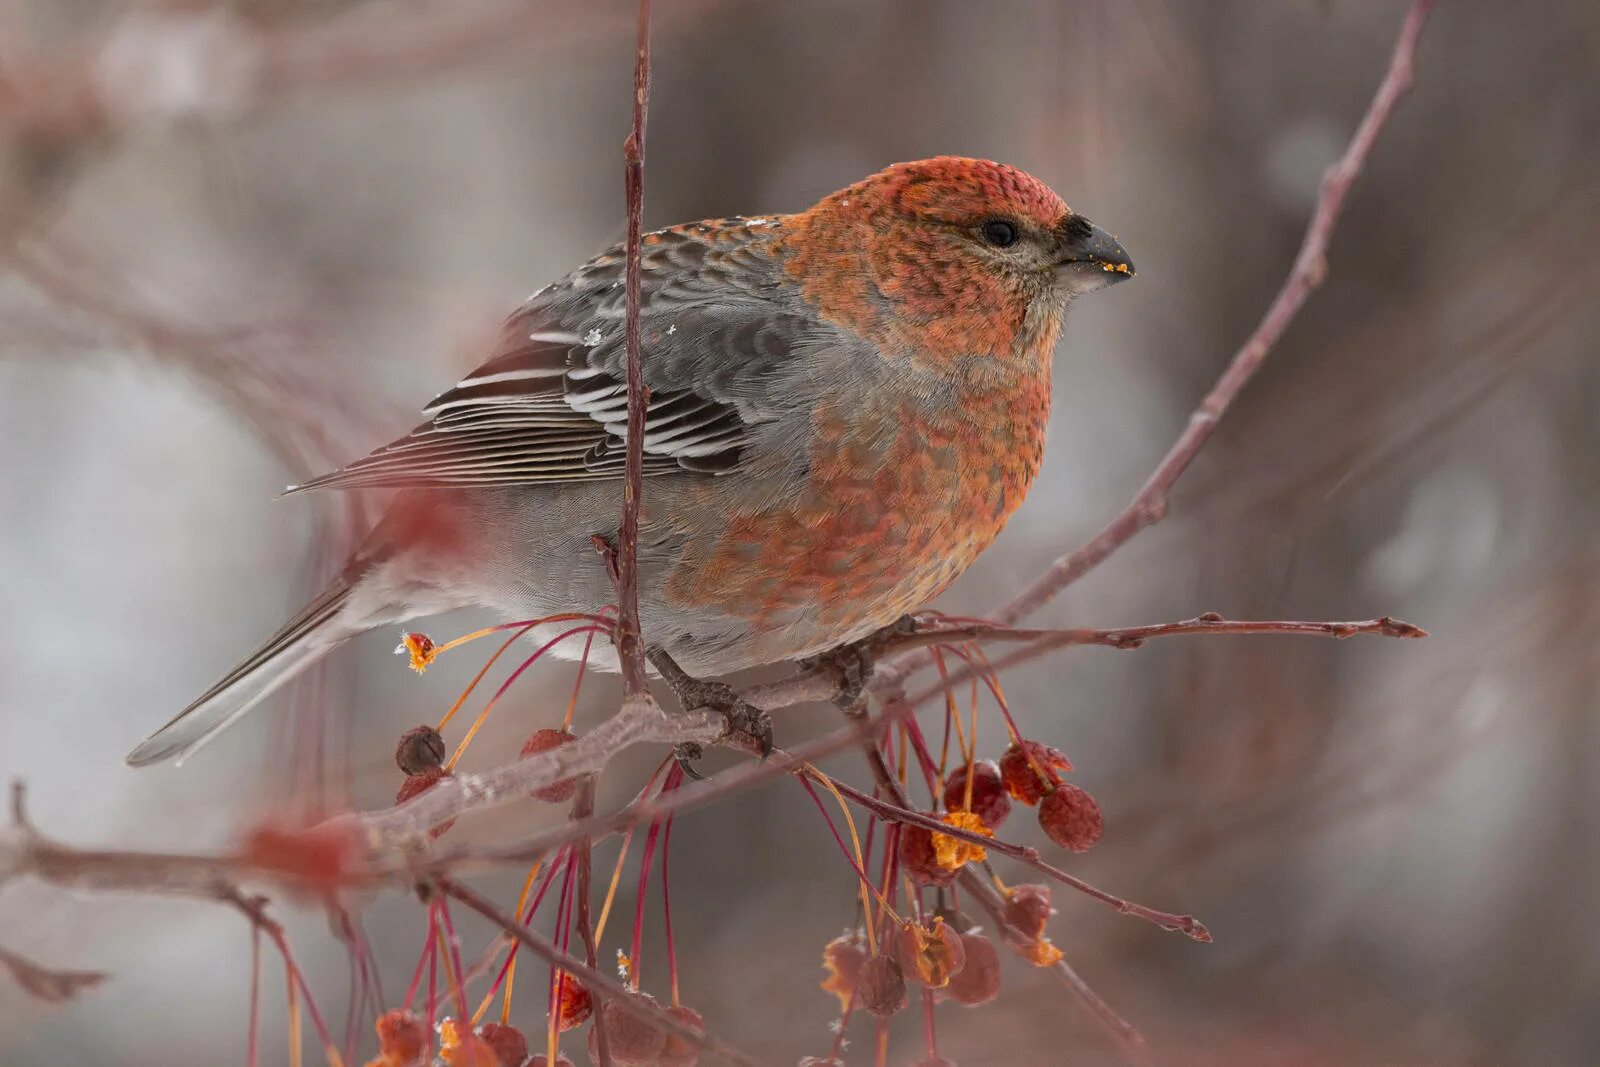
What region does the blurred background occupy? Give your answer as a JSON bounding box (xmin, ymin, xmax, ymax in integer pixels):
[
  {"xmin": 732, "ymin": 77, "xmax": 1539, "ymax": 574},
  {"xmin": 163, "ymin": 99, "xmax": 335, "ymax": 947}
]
[{"xmin": 0, "ymin": 1, "xmax": 1596, "ymax": 1064}]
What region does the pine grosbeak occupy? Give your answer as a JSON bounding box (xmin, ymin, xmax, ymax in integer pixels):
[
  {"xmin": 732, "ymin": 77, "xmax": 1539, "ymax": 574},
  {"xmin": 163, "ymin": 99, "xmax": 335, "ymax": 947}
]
[{"xmin": 128, "ymin": 156, "xmax": 1133, "ymax": 766}]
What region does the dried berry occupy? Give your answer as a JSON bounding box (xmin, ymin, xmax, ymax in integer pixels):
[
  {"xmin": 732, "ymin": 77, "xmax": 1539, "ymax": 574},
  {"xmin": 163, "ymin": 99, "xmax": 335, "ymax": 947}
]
[
  {"xmin": 941, "ymin": 760, "xmax": 1012, "ymax": 829},
  {"xmin": 911, "ymin": 1058, "xmax": 959, "ymax": 1067},
  {"xmin": 999, "ymin": 740, "xmax": 1072, "ymax": 805},
  {"xmin": 477, "ymin": 1022, "xmax": 528, "ymax": 1066},
  {"xmin": 374, "ymin": 1009, "xmax": 427, "ymax": 1065},
  {"xmin": 658, "ymin": 1003, "xmax": 706, "ymax": 1067},
  {"xmin": 1002, "ymin": 883, "xmax": 1054, "ymax": 940},
  {"xmin": 555, "ymin": 976, "xmax": 592, "ymax": 1031},
  {"xmin": 899, "ymin": 823, "xmax": 958, "ymax": 887},
  {"xmin": 520, "ymin": 728, "xmax": 579, "ymax": 803},
  {"xmin": 395, "ymin": 724, "xmax": 446, "ymax": 774},
  {"xmin": 398, "ymin": 632, "xmax": 438, "ymax": 672},
  {"xmin": 858, "ymin": 954, "xmax": 908, "ymax": 1018},
  {"xmin": 395, "ymin": 767, "xmax": 457, "ymax": 838},
  {"xmin": 820, "ymin": 933, "xmax": 868, "ymax": 1010},
  {"xmin": 930, "ymin": 810, "xmax": 992, "ymax": 871},
  {"xmin": 896, "ymin": 917, "xmax": 966, "ymax": 988},
  {"xmin": 944, "ymin": 933, "xmax": 1001, "ymax": 1007},
  {"xmin": 1038, "ymin": 783, "xmax": 1103, "ymax": 853},
  {"xmin": 438, "ymin": 1017, "xmax": 497, "ymax": 1065},
  {"xmin": 587, "ymin": 993, "xmax": 668, "ymax": 1066}
]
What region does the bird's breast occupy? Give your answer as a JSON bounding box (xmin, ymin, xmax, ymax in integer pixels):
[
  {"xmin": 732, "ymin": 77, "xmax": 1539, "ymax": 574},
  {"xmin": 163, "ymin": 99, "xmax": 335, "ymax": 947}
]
[{"xmin": 664, "ymin": 370, "xmax": 1051, "ymax": 644}]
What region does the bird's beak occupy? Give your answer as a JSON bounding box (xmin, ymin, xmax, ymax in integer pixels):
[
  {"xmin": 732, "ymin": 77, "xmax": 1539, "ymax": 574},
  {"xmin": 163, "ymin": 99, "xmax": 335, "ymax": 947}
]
[{"xmin": 1057, "ymin": 219, "xmax": 1134, "ymax": 285}]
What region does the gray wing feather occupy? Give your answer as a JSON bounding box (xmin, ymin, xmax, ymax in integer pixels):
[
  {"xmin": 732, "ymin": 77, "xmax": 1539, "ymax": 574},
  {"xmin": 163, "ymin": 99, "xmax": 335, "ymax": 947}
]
[{"xmin": 288, "ymin": 223, "xmax": 816, "ymax": 493}]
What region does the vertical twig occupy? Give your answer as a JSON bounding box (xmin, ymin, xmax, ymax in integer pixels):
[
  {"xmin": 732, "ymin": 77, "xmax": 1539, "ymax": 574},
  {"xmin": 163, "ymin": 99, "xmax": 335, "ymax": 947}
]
[
  {"xmin": 615, "ymin": 0, "xmax": 654, "ymax": 697},
  {"xmin": 573, "ymin": 778, "xmax": 611, "ymax": 1067}
]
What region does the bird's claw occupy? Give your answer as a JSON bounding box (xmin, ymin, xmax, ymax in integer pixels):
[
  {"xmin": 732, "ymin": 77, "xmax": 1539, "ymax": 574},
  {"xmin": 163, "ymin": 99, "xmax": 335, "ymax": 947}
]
[
  {"xmin": 672, "ymin": 743, "xmax": 707, "ymax": 780},
  {"xmin": 647, "ymin": 646, "xmax": 775, "ymax": 767},
  {"xmin": 802, "ymin": 614, "xmax": 918, "ymax": 708}
]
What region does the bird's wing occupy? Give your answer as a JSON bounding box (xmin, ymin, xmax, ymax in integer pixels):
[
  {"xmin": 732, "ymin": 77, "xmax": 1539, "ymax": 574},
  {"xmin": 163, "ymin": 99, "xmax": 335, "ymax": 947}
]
[{"xmin": 288, "ymin": 221, "xmax": 811, "ymax": 492}]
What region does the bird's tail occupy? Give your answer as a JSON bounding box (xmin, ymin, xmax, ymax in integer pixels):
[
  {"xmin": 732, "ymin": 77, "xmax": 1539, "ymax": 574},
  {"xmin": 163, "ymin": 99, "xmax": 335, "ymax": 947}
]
[{"xmin": 125, "ymin": 579, "xmax": 360, "ymax": 767}]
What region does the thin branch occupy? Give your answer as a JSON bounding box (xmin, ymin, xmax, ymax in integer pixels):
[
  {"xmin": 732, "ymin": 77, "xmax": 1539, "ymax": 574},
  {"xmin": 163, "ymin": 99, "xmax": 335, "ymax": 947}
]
[
  {"xmin": 890, "ymin": 0, "xmax": 1439, "ymax": 682},
  {"xmin": 614, "ymin": 0, "xmax": 653, "ymax": 698},
  {"xmin": 438, "ymin": 876, "xmax": 758, "ymax": 1067},
  {"xmin": 572, "ymin": 778, "xmax": 611, "ymax": 1067}
]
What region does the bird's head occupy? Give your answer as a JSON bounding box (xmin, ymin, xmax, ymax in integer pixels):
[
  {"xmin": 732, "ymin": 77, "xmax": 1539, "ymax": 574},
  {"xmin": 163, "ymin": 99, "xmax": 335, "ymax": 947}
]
[
  {"xmin": 856, "ymin": 156, "xmax": 1133, "ymax": 297},
  {"xmin": 783, "ymin": 157, "xmax": 1132, "ymax": 365}
]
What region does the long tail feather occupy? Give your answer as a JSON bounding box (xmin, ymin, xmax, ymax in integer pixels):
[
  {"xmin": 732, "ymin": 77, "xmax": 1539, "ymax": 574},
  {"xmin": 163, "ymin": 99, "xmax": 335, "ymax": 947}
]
[{"xmin": 125, "ymin": 581, "xmax": 357, "ymax": 767}]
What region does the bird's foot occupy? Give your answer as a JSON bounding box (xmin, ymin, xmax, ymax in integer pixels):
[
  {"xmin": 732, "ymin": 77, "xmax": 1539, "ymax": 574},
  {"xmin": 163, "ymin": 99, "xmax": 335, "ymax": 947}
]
[
  {"xmin": 801, "ymin": 615, "xmax": 919, "ymax": 709},
  {"xmin": 646, "ymin": 647, "xmax": 773, "ymax": 777}
]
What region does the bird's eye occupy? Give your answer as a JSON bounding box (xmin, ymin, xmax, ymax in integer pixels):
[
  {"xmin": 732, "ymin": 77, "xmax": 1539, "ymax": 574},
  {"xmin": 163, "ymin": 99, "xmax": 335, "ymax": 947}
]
[{"xmin": 981, "ymin": 218, "xmax": 1020, "ymax": 247}]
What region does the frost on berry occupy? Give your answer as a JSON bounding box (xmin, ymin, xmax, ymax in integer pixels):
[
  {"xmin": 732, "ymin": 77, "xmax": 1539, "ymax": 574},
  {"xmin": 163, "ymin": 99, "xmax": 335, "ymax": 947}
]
[
  {"xmin": 899, "ymin": 822, "xmax": 959, "ymax": 887},
  {"xmin": 944, "ymin": 933, "xmax": 1001, "ymax": 1007},
  {"xmin": 820, "ymin": 933, "xmax": 868, "ymax": 1011},
  {"xmin": 477, "ymin": 1022, "xmax": 528, "ymax": 1066},
  {"xmin": 588, "ymin": 993, "xmax": 668, "ymax": 1066},
  {"xmin": 999, "ymin": 740, "xmax": 1073, "ymax": 805},
  {"xmin": 240, "ymin": 817, "xmax": 365, "ymax": 899},
  {"xmin": 438, "ymin": 1017, "xmax": 498, "ymax": 1066},
  {"xmin": 1037, "ymin": 782, "xmax": 1103, "ymax": 853},
  {"xmin": 395, "ymin": 724, "xmax": 446, "ymax": 775},
  {"xmin": 373, "ymin": 1009, "xmax": 427, "ymax": 1066},
  {"xmin": 895, "ymin": 917, "xmax": 966, "ymax": 988},
  {"xmin": 911, "ymin": 1058, "xmax": 959, "ymax": 1067},
  {"xmin": 798, "ymin": 1059, "xmax": 844, "ymax": 1067},
  {"xmin": 1002, "ymin": 883, "xmax": 1055, "ymax": 940},
  {"xmin": 941, "ymin": 760, "xmax": 1012, "ymax": 829},
  {"xmin": 658, "ymin": 1003, "xmax": 706, "ymax": 1067},
  {"xmin": 858, "ymin": 954, "xmax": 908, "ymax": 1018},
  {"xmin": 395, "ymin": 766, "xmax": 457, "ymax": 838},
  {"xmin": 520, "ymin": 728, "xmax": 579, "ymax": 803},
  {"xmin": 555, "ymin": 975, "xmax": 593, "ymax": 1031},
  {"xmin": 527, "ymin": 1057, "xmax": 575, "ymax": 1067},
  {"xmin": 930, "ymin": 810, "xmax": 993, "ymax": 871}
]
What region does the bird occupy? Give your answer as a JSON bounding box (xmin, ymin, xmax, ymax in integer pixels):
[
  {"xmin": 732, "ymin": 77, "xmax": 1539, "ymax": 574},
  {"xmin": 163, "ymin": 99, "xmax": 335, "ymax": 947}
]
[{"xmin": 125, "ymin": 156, "xmax": 1134, "ymax": 767}]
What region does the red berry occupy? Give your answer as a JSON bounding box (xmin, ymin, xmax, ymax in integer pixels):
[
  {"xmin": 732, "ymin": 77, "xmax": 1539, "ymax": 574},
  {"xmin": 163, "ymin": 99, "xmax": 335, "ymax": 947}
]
[
  {"xmin": 1038, "ymin": 783, "xmax": 1103, "ymax": 852},
  {"xmin": 896, "ymin": 919, "xmax": 966, "ymax": 988},
  {"xmin": 820, "ymin": 933, "xmax": 869, "ymax": 1010},
  {"xmin": 375, "ymin": 1009, "xmax": 427, "ymax": 1063},
  {"xmin": 478, "ymin": 1021, "xmax": 528, "ymax": 1066},
  {"xmin": 1002, "ymin": 883, "xmax": 1055, "ymax": 940},
  {"xmin": 998, "ymin": 740, "xmax": 1072, "ymax": 805},
  {"xmin": 944, "ymin": 933, "xmax": 1001, "ymax": 1006},
  {"xmin": 898, "ymin": 823, "xmax": 958, "ymax": 887},
  {"xmin": 587, "ymin": 993, "xmax": 667, "ymax": 1066},
  {"xmin": 941, "ymin": 760, "xmax": 1012, "ymax": 829},
  {"xmin": 520, "ymin": 728, "xmax": 579, "ymax": 803},
  {"xmin": 658, "ymin": 1004, "xmax": 706, "ymax": 1067},
  {"xmin": 555, "ymin": 976, "xmax": 592, "ymax": 1031}
]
